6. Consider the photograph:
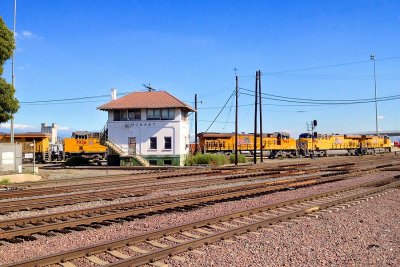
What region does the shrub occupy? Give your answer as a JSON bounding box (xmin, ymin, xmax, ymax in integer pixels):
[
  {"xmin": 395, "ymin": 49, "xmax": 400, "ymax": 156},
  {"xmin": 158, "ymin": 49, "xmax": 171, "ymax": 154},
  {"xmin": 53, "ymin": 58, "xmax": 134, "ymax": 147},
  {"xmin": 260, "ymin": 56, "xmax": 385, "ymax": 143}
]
[
  {"xmin": 229, "ymin": 153, "xmax": 247, "ymax": 164},
  {"xmin": 186, "ymin": 153, "xmax": 229, "ymax": 166},
  {"xmin": 0, "ymin": 178, "xmax": 10, "ymax": 184},
  {"xmin": 64, "ymin": 156, "xmax": 90, "ymax": 166}
]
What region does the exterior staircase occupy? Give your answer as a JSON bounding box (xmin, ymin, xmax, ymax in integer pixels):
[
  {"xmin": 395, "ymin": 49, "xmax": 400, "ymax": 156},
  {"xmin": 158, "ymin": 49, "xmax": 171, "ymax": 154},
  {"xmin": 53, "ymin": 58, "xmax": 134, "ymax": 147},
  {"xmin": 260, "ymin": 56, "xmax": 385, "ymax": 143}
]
[{"xmin": 100, "ymin": 124, "xmax": 150, "ymax": 166}]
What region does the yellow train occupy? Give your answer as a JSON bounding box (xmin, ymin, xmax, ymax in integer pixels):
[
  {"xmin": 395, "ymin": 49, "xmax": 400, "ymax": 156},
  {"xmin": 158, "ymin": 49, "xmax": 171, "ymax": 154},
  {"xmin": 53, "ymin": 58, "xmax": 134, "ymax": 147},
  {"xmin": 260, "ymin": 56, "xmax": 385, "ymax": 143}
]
[
  {"xmin": 198, "ymin": 132, "xmax": 391, "ymax": 158},
  {"xmin": 297, "ymin": 133, "xmax": 391, "ymax": 156},
  {"xmin": 198, "ymin": 132, "xmax": 298, "ymax": 157},
  {"xmin": 62, "ymin": 131, "xmax": 107, "ymax": 160}
]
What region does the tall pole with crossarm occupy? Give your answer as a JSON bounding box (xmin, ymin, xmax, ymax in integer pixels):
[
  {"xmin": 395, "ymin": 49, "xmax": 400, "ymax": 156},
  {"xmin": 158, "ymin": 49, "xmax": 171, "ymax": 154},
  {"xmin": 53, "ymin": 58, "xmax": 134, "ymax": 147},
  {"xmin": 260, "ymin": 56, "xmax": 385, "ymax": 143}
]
[{"xmin": 370, "ymin": 54, "xmax": 378, "ymax": 136}]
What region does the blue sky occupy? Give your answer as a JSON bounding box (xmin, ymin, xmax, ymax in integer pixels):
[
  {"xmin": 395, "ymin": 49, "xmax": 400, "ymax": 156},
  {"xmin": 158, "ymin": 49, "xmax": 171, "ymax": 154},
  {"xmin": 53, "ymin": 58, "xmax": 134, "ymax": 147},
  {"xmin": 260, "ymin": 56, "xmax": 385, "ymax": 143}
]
[{"xmin": 0, "ymin": 0, "xmax": 399, "ymax": 139}]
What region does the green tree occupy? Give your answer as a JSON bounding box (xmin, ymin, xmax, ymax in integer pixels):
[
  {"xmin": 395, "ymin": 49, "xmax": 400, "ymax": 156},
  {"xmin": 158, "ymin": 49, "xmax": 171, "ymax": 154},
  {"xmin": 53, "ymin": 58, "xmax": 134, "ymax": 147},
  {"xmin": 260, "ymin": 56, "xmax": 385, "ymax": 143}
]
[{"xmin": 0, "ymin": 16, "xmax": 19, "ymax": 123}]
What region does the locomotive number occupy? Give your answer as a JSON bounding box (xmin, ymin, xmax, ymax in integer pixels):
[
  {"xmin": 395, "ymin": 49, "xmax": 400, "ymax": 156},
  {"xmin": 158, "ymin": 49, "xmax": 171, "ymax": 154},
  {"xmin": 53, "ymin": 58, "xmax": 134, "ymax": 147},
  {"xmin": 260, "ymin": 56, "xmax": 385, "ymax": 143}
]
[{"xmin": 76, "ymin": 140, "xmax": 88, "ymax": 145}]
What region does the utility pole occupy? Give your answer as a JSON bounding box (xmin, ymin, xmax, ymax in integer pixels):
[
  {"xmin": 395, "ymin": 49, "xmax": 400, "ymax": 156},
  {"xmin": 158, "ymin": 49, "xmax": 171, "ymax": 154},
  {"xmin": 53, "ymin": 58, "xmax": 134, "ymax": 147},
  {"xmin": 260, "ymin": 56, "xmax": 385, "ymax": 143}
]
[
  {"xmin": 253, "ymin": 71, "xmax": 258, "ymax": 164},
  {"xmin": 370, "ymin": 54, "xmax": 378, "ymax": 135},
  {"xmin": 258, "ymin": 70, "xmax": 263, "ymax": 162},
  {"xmin": 194, "ymin": 94, "xmax": 198, "ymax": 153},
  {"xmin": 235, "ymin": 76, "xmax": 238, "ymax": 165},
  {"xmin": 11, "ymin": 0, "xmax": 17, "ymax": 144}
]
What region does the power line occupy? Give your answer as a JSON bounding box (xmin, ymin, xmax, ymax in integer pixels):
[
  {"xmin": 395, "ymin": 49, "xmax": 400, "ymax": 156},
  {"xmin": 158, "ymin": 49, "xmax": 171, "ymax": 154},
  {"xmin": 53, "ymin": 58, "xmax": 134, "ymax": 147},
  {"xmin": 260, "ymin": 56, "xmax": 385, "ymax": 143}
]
[
  {"xmin": 204, "ymin": 89, "xmax": 235, "ymax": 132},
  {"xmin": 239, "ymin": 56, "xmax": 400, "ymax": 77},
  {"xmin": 240, "ymin": 88, "xmax": 400, "ymax": 104},
  {"xmin": 240, "ymin": 91, "xmax": 400, "ymax": 105},
  {"xmin": 19, "ymin": 91, "xmax": 133, "ymax": 105}
]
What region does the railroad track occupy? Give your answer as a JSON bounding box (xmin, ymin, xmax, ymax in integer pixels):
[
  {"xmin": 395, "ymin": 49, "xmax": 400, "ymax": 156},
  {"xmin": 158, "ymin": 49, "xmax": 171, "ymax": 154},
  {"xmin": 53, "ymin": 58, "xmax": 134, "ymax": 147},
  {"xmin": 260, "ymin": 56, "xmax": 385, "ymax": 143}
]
[
  {"xmin": 0, "ymin": 170, "xmax": 224, "ymax": 199},
  {"xmin": 0, "ymin": 169, "xmax": 313, "ymax": 213},
  {"xmin": 0, "ymin": 169, "xmax": 386, "ymax": 241},
  {"xmin": 4, "ymin": 177, "xmax": 399, "ymax": 267}
]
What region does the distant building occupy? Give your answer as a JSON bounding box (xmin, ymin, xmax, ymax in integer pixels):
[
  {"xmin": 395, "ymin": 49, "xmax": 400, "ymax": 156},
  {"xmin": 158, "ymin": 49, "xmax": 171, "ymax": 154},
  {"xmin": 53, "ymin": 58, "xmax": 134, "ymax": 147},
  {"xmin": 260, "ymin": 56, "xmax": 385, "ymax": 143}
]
[
  {"xmin": 98, "ymin": 90, "xmax": 194, "ymax": 166},
  {"xmin": 41, "ymin": 123, "xmax": 57, "ymax": 145}
]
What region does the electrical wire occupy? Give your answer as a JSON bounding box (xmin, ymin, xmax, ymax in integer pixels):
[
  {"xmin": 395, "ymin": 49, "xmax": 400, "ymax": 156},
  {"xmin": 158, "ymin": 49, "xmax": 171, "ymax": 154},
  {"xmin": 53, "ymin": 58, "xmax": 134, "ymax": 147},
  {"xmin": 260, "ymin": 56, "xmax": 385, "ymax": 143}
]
[
  {"xmin": 240, "ymin": 88, "xmax": 400, "ymax": 104},
  {"xmin": 204, "ymin": 89, "xmax": 235, "ymax": 132}
]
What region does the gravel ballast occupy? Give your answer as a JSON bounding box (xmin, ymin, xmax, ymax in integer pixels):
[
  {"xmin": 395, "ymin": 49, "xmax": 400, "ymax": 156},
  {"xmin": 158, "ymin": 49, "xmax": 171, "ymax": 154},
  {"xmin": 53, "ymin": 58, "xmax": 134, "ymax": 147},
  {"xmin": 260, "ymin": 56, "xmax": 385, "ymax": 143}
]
[
  {"xmin": 0, "ymin": 171, "xmax": 398, "ymax": 265},
  {"xmin": 166, "ymin": 188, "xmax": 399, "ymax": 267}
]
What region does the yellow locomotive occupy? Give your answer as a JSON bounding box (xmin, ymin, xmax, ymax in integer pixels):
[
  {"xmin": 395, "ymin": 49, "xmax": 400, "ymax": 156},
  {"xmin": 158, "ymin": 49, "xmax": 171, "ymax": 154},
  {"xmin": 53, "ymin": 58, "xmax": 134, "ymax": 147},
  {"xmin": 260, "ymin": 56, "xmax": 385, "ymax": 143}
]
[
  {"xmin": 198, "ymin": 132, "xmax": 297, "ymax": 158},
  {"xmin": 297, "ymin": 133, "xmax": 391, "ymax": 156},
  {"xmin": 62, "ymin": 131, "xmax": 107, "ymax": 160}
]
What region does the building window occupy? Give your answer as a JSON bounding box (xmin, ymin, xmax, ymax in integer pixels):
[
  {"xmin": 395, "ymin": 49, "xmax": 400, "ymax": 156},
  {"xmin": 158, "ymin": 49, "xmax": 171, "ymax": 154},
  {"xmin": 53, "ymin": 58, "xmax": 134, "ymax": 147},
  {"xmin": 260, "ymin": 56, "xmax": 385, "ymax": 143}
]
[
  {"xmin": 113, "ymin": 110, "xmax": 121, "ymax": 121},
  {"xmin": 168, "ymin": 109, "xmax": 175, "ymax": 119},
  {"xmin": 128, "ymin": 109, "xmax": 141, "ymax": 120},
  {"xmin": 164, "ymin": 137, "xmax": 172, "ymax": 149},
  {"xmin": 147, "ymin": 109, "xmax": 175, "ymax": 120},
  {"xmin": 114, "ymin": 110, "xmax": 128, "ymax": 121},
  {"xmin": 150, "ymin": 137, "xmax": 157, "ymax": 149}
]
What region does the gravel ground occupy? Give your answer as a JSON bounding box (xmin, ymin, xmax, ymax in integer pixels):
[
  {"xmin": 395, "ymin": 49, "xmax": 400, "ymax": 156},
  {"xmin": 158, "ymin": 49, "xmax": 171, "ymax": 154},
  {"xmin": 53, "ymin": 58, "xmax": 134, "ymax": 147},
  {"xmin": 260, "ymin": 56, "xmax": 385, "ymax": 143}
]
[
  {"xmin": 0, "ymin": 169, "xmax": 370, "ymax": 221},
  {"xmin": 0, "ymin": 171, "xmax": 398, "ymax": 265},
  {"xmin": 166, "ymin": 188, "xmax": 399, "ymax": 267}
]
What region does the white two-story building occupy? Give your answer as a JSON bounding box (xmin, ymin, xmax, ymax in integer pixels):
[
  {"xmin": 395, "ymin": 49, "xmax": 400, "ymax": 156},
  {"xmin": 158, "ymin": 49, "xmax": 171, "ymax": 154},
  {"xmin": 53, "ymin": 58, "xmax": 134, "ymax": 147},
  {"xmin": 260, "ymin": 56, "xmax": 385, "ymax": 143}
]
[{"xmin": 98, "ymin": 90, "xmax": 194, "ymax": 166}]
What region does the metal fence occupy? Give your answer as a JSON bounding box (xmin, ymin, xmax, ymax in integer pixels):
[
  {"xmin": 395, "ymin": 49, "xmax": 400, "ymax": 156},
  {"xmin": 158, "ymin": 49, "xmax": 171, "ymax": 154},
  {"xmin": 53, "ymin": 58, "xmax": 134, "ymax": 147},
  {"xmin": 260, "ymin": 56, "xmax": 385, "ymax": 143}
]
[{"xmin": 0, "ymin": 143, "xmax": 22, "ymax": 173}]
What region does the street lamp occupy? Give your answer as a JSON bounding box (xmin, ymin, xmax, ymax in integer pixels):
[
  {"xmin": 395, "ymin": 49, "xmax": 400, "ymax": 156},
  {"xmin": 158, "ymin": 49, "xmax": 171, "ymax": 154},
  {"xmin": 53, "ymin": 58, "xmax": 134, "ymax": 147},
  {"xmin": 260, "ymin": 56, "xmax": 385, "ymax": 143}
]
[{"xmin": 370, "ymin": 54, "xmax": 378, "ymax": 136}]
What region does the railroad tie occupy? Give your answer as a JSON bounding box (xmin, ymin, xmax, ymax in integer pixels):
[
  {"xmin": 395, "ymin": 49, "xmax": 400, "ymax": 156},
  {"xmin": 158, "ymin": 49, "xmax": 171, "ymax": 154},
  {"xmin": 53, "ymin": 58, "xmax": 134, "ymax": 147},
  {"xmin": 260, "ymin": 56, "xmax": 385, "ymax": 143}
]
[
  {"xmin": 60, "ymin": 262, "xmax": 77, "ymax": 267},
  {"xmin": 147, "ymin": 240, "xmax": 169, "ymax": 248},
  {"xmin": 128, "ymin": 245, "xmax": 149, "ymax": 254},
  {"xmin": 209, "ymin": 244, "xmax": 223, "ymax": 249},
  {"xmin": 171, "ymin": 255, "xmax": 186, "ymax": 262},
  {"xmin": 194, "ymin": 228, "xmax": 213, "ymax": 235},
  {"xmin": 251, "ymin": 214, "xmax": 267, "ymax": 220},
  {"xmin": 208, "ymin": 224, "xmax": 226, "ymax": 231},
  {"xmin": 165, "ymin": 236, "xmax": 186, "ymax": 243},
  {"xmin": 190, "ymin": 249, "xmax": 206, "ymax": 255},
  {"xmin": 233, "ymin": 219, "xmax": 250, "ymax": 225},
  {"xmin": 107, "ymin": 250, "xmax": 130, "ymax": 259},
  {"xmin": 221, "ymin": 222, "xmax": 237, "ymax": 228},
  {"xmin": 149, "ymin": 260, "xmax": 169, "ymax": 267},
  {"xmin": 240, "ymin": 216, "xmax": 259, "ymax": 222},
  {"xmin": 85, "ymin": 255, "xmax": 109, "ymax": 265},
  {"xmin": 181, "ymin": 231, "xmax": 202, "ymax": 239}
]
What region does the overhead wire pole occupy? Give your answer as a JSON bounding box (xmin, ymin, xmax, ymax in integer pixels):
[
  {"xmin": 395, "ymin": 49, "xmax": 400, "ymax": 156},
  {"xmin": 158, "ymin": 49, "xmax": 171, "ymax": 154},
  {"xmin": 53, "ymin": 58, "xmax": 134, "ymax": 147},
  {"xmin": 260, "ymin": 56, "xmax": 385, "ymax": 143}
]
[
  {"xmin": 11, "ymin": 0, "xmax": 17, "ymax": 143},
  {"xmin": 370, "ymin": 54, "xmax": 378, "ymax": 135},
  {"xmin": 194, "ymin": 94, "xmax": 198, "ymax": 153},
  {"xmin": 253, "ymin": 71, "xmax": 258, "ymax": 164},
  {"xmin": 235, "ymin": 76, "xmax": 238, "ymax": 165},
  {"xmin": 258, "ymin": 70, "xmax": 263, "ymax": 162}
]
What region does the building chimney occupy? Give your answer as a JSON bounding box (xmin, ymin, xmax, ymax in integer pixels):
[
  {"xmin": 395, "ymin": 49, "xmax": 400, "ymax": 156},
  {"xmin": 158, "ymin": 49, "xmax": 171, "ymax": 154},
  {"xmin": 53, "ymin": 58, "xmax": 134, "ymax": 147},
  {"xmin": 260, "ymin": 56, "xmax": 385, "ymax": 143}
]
[{"xmin": 111, "ymin": 88, "xmax": 117, "ymax": 100}]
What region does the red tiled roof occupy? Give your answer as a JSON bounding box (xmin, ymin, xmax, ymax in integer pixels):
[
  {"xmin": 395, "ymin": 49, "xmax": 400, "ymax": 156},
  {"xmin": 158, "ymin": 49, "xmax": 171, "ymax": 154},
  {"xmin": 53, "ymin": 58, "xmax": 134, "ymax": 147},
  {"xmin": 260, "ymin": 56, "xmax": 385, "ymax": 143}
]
[{"xmin": 97, "ymin": 91, "xmax": 195, "ymax": 111}]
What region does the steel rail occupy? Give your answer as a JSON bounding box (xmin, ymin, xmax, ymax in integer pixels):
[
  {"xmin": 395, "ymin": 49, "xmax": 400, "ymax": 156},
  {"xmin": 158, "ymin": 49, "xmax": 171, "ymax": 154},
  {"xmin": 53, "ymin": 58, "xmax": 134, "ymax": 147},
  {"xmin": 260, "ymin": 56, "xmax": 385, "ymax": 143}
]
[
  {"xmin": 0, "ymin": 170, "xmax": 308, "ymax": 213},
  {"xmin": 0, "ymin": 169, "xmax": 362, "ymax": 230},
  {"xmin": 0, "ymin": 171, "xmax": 387, "ymax": 240},
  {"xmin": 0, "ymin": 170, "xmax": 222, "ymax": 199},
  {"xmin": 4, "ymin": 178, "xmax": 398, "ymax": 267}
]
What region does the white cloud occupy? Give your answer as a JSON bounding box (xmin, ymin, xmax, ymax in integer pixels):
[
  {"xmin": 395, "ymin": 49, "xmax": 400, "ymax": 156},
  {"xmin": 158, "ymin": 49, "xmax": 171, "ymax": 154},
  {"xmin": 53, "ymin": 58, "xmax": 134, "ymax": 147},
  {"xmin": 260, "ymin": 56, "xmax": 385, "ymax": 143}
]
[
  {"xmin": 377, "ymin": 115, "xmax": 384, "ymax": 120},
  {"xmin": 16, "ymin": 30, "xmax": 42, "ymax": 40},
  {"xmin": 57, "ymin": 126, "xmax": 70, "ymax": 130},
  {"xmin": 1, "ymin": 123, "xmax": 35, "ymax": 130}
]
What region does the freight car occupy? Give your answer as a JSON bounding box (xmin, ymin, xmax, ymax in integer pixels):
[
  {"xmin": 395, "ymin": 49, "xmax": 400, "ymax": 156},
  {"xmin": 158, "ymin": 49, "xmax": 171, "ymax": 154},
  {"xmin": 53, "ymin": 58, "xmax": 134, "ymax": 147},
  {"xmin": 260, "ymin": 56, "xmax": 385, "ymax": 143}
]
[
  {"xmin": 297, "ymin": 133, "xmax": 391, "ymax": 156},
  {"xmin": 197, "ymin": 132, "xmax": 298, "ymax": 158},
  {"xmin": 62, "ymin": 131, "xmax": 107, "ymax": 160},
  {"xmin": 0, "ymin": 132, "xmax": 51, "ymax": 162}
]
